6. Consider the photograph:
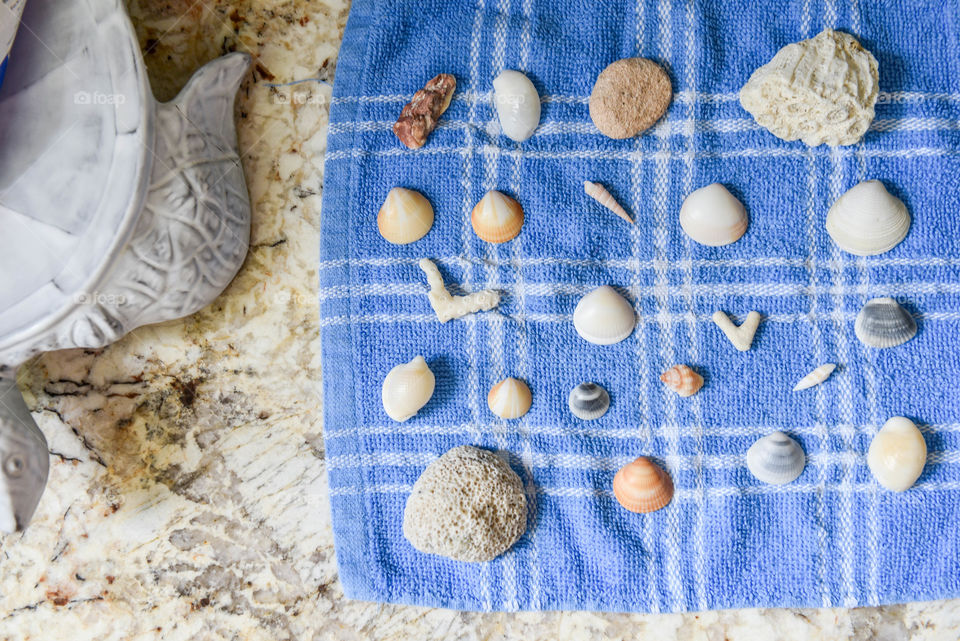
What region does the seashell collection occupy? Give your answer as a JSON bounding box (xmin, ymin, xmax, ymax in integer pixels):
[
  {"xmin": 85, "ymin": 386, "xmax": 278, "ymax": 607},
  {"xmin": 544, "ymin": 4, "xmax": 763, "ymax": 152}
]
[{"xmin": 380, "ymin": 40, "xmax": 935, "ymax": 561}]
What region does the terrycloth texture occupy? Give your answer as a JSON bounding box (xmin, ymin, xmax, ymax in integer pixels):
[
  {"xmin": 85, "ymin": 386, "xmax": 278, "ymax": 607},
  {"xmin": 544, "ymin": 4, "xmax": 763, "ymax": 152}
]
[{"xmin": 320, "ymin": 0, "xmax": 960, "ymax": 612}]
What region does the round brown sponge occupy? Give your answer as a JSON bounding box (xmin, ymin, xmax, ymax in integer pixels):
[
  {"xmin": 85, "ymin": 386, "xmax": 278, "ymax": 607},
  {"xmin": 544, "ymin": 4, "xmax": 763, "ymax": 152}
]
[{"xmin": 589, "ymin": 58, "xmax": 673, "ymax": 139}]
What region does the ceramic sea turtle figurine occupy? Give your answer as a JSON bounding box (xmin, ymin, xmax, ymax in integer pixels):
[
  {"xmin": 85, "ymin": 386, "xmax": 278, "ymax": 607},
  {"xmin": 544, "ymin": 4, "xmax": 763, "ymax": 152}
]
[{"xmin": 0, "ymin": 0, "xmax": 252, "ymax": 531}]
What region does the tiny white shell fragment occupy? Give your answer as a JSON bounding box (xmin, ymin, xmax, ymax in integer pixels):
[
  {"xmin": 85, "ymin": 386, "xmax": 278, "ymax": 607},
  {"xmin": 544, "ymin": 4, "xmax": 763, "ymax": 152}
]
[
  {"xmin": 793, "ymin": 363, "xmax": 837, "ymax": 391},
  {"xmin": 584, "ymin": 181, "xmax": 633, "ymax": 224},
  {"xmin": 493, "ymin": 70, "xmax": 541, "ymax": 142},
  {"xmin": 573, "ymin": 286, "xmax": 636, "ymax": 345},
  {"xmin": 868, "ymin": 416, "xmax": 927, "ymax": 491},
  {"xmin": 419, "ymin": 258, "xmax": 500, "ymax": 322},
  {"xmin": 567, "ymin": 383, "xmax": 610, "ymax": 420},
  {"xmin": 712, "ymin": 310, "xmax": 762, "ymax": 351},
  {"xmin": 679, "ymin": 183, "xmax": 749, "ymax": 246},
  {"xmin": 746, "ymin": 431, "xmax": 806, "ymax": 485},
  {"xmin": 382, "ymin": 356, "xmax": 436, "ymax": 422},
  {"xmin": 854, "ymin": 297, "xmax": 917, "ymax": 348},
  {"xmin": 826, "ymin": 180, "xmax": 911, "ymax": 256}
]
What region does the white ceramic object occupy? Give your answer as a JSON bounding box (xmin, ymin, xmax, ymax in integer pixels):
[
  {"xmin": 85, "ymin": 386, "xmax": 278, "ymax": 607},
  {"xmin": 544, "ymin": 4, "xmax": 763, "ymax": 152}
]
[
  {"xmin": 712, "ymin": 310, "xmax": 762, "ymax": 351},
  {"xmin": 746, "ymin": 431, "xmax": 806, "ymax": 485},
  {"xmin": 418, "ymin": 258, "xmax": 499, "ymax": 322},
  {"xmin": 854, "ymin": 297, "xmax": 917, "ymax": 348},
  {"xmin": 377, "ymin": 187, "xmax": 434, "ymax": 244},
  {"xmin": 0, "ymin": 0, "xmax": 252, "ymax": 531},
  {"xmin": 868, "ymin": 417, "xmax": 927, "ymax": 491},
  {"xmin": 679, "ymin": 183, "xmax": 748, "ymax": 246},
  {"xmin": 825, "ymin": 180, "xmax": 911, "ymax": 256},
  {"xmin": 740, "ymin": 29, "xmax": 879, "ymax": 147},
  {"xmin": 573, "ymin": 286, "xmax": 635, "ymax": 345},
  {"xmin": 583, "ymin": 181, "xmax": 632, "ymax": 224},
  {"xmin": 567, "ymin": 382, "xmax": 609, "ymax": 420},
  {"xmin": 487, "ymin": 377, "xmax": 532, "ymax": 419},
  {"xmin": 493, "ymin": 69, "xmax": 540, "ymax": 142},
  {"xmin": 382, "ymin": 356, "xmax": 436, "ymax": 422},
  {"xmin": 793, "ymin": 363, "xmax": 837, "ymax": 391}
]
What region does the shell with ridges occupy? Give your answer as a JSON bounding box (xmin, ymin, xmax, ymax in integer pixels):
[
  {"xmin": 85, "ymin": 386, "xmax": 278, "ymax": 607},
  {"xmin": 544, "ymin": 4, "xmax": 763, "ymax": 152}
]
[
  {"xmin": 471, "ymin": 190, "xmax": 524, "ymax": 243},
  {"xmin": 613, "ymin": 457, "xmax": 674, "ymax": 513},
  {"xmin": 487, "ymin": 377, "xmax": 532, "ymax": 419},
  {"xmin": 584, "ymin": 181, "xmax": 633, "ymax": 224},
  {"xmin": 660, "ymin": 364, "xmax": 703, "ymax": 397},
  {"xmin": 377, "ymin": 187, "xmax": 434, "ymax": 245},
  {"xmin": 573, "ymin": 286, "xmax": 636, "ymax": 345},
  {"xmin": 567, "ymin": 383, "xmax": 610, "ymax": 420},
  {"xmin": 868, "ymin": 416, "xmax": 927, "ymax": 491},
  {"xmin": 679, "ymin": 183, "xmax": 748, "ymax": 247},
  {"xmin": 793, "ymin": 363, "xmax": 837, "ymax": 391},
  {"xmin": 855, "ymin": 297, "xmax": 917, "ymax": 348},
  {"xmin": 826, "ymin": 180, "xmax": 910, "ymax": 256},
  {"xmin": 746, "ymin": 431, "xmax": 806, "ymax": 485},
  {"xmin": 382, "ymin": 356, "xmax": 435, "ymax": 422}
]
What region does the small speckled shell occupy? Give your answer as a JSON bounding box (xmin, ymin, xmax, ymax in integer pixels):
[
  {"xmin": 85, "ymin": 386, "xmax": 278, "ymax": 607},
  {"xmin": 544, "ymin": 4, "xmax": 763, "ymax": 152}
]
[
  {"xmin": 660, "ymin": 365, "xmax": 703, "ymax": 397},
  {"xmin": 679, "ymin": 183, "xmax": 748, "ymax": 247},
  {"xmin": 573, "ymin": 286, "xmax": 636, "ymax": 345},
  {"xmin": 868, "ymin": 417, "xmax": 927, "ymax": 492},
  {"xmin": 746, "ymin": 432, "xmax": 806, "ymax": 485},
  {"xmin": 377, "ymin": 187, "xmax": 434, "ymax": 244},
  {"xmin": 612, "ymin": 457, "xmax": 674, "ymax": 513},
  {"xmin": 567, "ymin": 383, "xmax": 610, "ymax": 420},
  {"xmin": 471, "ymin": 190, "xmax": 524, "ymax": 243},
  {"xmin": 854, "ymin": 297, "xmax": 917, "ymax": 348},
  {"xmin": 381, "ymin": 356, "xmax": 435, "ymax": 422},
  {"xmin": 487, "ymin": 377, "xmax": 532, "ymax": 419}
]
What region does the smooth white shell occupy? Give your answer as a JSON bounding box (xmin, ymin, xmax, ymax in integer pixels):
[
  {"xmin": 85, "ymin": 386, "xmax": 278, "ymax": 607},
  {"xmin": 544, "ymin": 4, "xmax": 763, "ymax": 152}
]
[
  {"xmin": 381, "ymin": 356, "xmax": 435, "ymax": 422},
  {"xmin": 746, "ymin": 432, "xmax": 806, "ymax": 485},
  {"xmin": 573, "ymin": 286, "xmax": 636, "ymax": 345},
  {"xmin": 868, "ymin": 417, "xmax": 927, "ymax": 491},
  {"xmin": 679, "ymin": 183, "xmax": 749, "ymax": 246},
  {"xmin": 826, "ymin": 180, "xmax": 911, "ymax": 256},
  {"xmin": 855, "ymin": 297, "xmax": 917, "ymax": 348},
  {"xmin": 493, "ymin": 70, "xmax": 540, "ymax": 142}
]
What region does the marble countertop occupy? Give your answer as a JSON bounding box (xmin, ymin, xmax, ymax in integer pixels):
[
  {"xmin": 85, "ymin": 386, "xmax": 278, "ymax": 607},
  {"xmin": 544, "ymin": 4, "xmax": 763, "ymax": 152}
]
[{"xmin": 2, "ymin": 1, "xmax": 958, "ymax": 639}]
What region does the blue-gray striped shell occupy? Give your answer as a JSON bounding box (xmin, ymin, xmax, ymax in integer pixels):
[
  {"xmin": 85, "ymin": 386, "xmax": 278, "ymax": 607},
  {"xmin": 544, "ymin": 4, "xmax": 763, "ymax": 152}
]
[
  {"xmin": 567, "ymin": 383, "xmax": 610, "ymax": 421},
  {"xmin": 746, "ymin": 431, "xmax": 805, "ymax": 485},
  {"xmin": 854, "ymin": 297, "xmax": 917, "ymax": 348}
]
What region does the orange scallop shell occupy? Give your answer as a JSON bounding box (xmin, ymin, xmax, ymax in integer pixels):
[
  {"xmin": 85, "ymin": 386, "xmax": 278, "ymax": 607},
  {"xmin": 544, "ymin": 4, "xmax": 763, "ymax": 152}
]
[
  {"xmin": 612, "ymin": 456, "xmax": 674, "ymax": 513},
  {"xmin": 471, "ymin": 190, "xmax": 524, "ymax": 243},
  {"xmin": 660, "ymin": 364, "xmax": 703, "ymax": 397}
]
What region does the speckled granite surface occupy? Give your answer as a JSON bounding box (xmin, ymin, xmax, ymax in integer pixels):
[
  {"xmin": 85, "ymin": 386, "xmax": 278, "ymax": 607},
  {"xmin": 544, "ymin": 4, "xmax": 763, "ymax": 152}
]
[{"xmin": 0, "ymin": 1, "xmax": 957, "ymax": 639}]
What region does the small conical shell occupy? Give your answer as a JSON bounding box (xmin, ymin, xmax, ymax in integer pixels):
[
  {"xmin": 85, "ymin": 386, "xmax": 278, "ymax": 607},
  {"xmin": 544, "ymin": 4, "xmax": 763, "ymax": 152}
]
[
  {"xmin": 573, "ymin": 286, "xmax": 636, "ymax": 345},
  {"xmin": 855, "ymin": 297, "xmax": 917, "ymax": 348},
  {"xmin": 613, "ymin": 457, "xmax": 674, "ymax": 513},
  {"xmin": 746, "ymin": 431, "xmax": 806, "ymax": 485},
  {"xmin": 382, "ymin": 356, "xmax": 436, "ymax": 422},
  {"xmin": 584, "ymin": 181, "xmax": 633, "ymax": 224},
  {"xmin": 660, "ymin": 364, "xmax": 703, "ymax": 397},
  {"xmin": 793, "ymin": 363, "xmax": 837, "ymax": 391},
  {"xmin": 377, "ymin": 187, "xmax": 434, "ymax": 244},
  {"xmin": 679, "ymin": 183, "xmax": 748, "ymax": 246},
  {"xmin": 868, "ymin": 416, "xmax": 927, "ymax": 491},
  {"xmin": 567, "ymin": 382, "xmax": 610, "ymax": 420},
  {"xmin": 826, "ymin": 180, "xmax": 910, "ymax": 256},
  {"xmin": 471, "ymin": 190, "xmax": 524, "ymax": 243},
  {"xmin": 487, "ymin": 377, "xmax": 532, "ymax": 419}
]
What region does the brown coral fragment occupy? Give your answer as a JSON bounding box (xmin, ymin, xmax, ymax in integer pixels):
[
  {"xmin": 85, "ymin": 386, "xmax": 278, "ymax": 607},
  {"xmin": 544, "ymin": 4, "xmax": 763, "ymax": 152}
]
[{"xmin": 393, "ymin": 73, "xmax": 457, "ymax": 149}]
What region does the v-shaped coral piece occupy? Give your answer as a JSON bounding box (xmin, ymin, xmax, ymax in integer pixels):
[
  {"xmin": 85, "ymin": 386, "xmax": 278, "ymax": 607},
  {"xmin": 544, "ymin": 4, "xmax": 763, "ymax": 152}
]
[
  {"xmin": 712, "ymin": 310, "xmax": 762, "ymax": 352},
  {"xmin": 419, "ymin": 258, "xmax": 500, "ymax": 323}
]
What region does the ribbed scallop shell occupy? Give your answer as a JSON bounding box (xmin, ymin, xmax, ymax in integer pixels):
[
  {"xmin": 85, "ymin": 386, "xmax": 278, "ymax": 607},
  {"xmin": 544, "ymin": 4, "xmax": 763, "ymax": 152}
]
[
  {"xmin": 746, "ymin": 431, "xmax": 806, "ymax": 485},
  {"xmin": 471, "ymin": 190, "xmax": 524, "ymax": 243},
  {"xmin": 660, "ymin": 364, "xmax": 703, "ymax": 397},
  {"xmin": 567, "ymin": 383, "xmax": 610, "ymax": 420},
  {"xmin": 487, "ymin": 377, "xmax": 532, "ymax": 419},
  {"xmin": 679, "ymin": 183, "xmax": 748, "ymax": 247},
  {"xmin": 826, "ymin": 180, "xmax": 910, "ymax": 256},
  {"xmin": 612, "ymin": 457, "xmax": 674, "ymax": 513},
  {"xmin": 377, "ymin": 187, "xmax": 434, "ymax": 244},
  {"xmin": 381, "ymin": 355, "xmax": 436, "ymax": 422},
  {"xmin": 854, "ymin": 297, "xmax": 917, "ymax": 348},
  {"xmin": 868, "ymin": 417, "xmax": 927, "ymax": 491},
  {"xmin": 792, "ymin": 363, "xmax": 837, "ymax": 391},
  {"xmin": 573, "ymin": 286, "xmax": 636, "ymax": 345}
]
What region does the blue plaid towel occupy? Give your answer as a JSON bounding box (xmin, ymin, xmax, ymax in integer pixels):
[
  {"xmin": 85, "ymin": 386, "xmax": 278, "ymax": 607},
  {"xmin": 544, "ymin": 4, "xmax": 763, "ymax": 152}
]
[{"xmin": 320, "ymin": 0, "xmax": 960, "ymax": 612}]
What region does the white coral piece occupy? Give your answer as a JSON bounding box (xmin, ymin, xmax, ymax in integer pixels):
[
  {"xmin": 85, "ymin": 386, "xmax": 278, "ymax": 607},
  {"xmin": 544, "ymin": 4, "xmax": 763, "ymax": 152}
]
[
  {"xmin": 739, "ymin": 29, "xmax": 879, "ymax": 147},
  {"xmin": 418, "ymin": 258, "xmax": 499, "ymax": 322}
]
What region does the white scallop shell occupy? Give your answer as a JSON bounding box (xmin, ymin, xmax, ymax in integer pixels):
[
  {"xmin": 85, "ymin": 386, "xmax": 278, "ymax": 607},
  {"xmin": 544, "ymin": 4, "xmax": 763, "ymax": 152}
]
[
  {"xmin": 381, "ymin": 356, "xmax": 435, "ymax": 422},
  {"xmin": 567, "ymin": 383, "xmax": 610, "ymax": 420},
  {"xmin": 493, "ymin": 70, "xmax": 541, "ymax": 142},
  {"xmin": 746, "ymin": 431, "xmax": 806, "ymax": 485},
  {"xmin": 868, "ymin": 417, "xmax": 927, "ymax": 491},
  {"xmin": 792, "ymin": 363, "xmax": 836, "ymax": 391},
  {"xmin": 487, "ymin": 377, "xmax": 532, "ymax": 419},
  {"xmin": 377, "ymin": 187, "xmax": 434, "ymax": 245},
  {"xmin": 826, "ymin": 180, "xmax": 910, "ymax": 256},
  {"xmin": 679, "ymin": 183, "xmax": 748, "ymax": 247},
  {"xmin": 572, "ymin": 286, "xmax": 636, "ymax": 345},
  {"xmin": 854, "ymin": 297, "xmax": 917, "ymax": 348}
]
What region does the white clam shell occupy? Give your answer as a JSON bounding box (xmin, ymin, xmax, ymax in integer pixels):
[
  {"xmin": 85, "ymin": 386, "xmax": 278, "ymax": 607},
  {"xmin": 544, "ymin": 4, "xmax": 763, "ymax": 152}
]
[
  {"xmin": 679, "ymin": 183, "xmax": 748, "ymax": 246},
  {"xmin": 868, "ymin": 417, "xmax": 927, "ymax": 491},
  {"xmin": 493, "ymin": 70, "xmax": 541, "ymax": 142},
  {"xmin": 746, "ymin": 431, "xmax": 806, "ymax": 485},
  {"xmin": 855, "ymin": 297, "xmax": 917, "ymax": 348},
  {"xmin": 573, "ymin": 286, "xmax": 636, "ymax": 345},
  {"xmin": 377, "ymin": 187, "xmax": 434, "ymax": 245},
  {"xmin": 826, "ymin": 180, "xmax": 910, "ymax": 256},
  {"xmin": 381, "ymin": 355, "xmax": 435, "ymax": 422},
  {"xmin": 567, "ymin": 383, "xmax": 610, "ymax": 420}
]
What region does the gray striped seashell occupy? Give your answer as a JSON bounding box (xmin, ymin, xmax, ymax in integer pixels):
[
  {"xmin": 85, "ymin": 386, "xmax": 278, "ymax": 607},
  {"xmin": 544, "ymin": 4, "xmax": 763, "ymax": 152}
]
[
  {"xmin": 854, "ymin": 297, "xmax": 917, "ymax": 348},
  {"xmin": 567, "ymin": 383, "xmax": 610, "ymax": 420},
  {"xmin": 746, "ymin": 431, "xmax": 806, "ymax": 485}
]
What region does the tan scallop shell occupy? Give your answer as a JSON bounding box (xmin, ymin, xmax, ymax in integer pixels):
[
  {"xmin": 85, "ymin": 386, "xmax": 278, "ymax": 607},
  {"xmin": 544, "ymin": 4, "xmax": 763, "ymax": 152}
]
[
  {"xmin": 660, "ymin": 364, "xmax": 704, "ymax": 397},
  {"xmin": 612, "ymin": 457, "xmax": 674, "ymax": 513},
  {"xmin": 471, "ymin": 190, "xmax": 524, "ymax": 243},
  {"xmin": 381, "ymin": 355, "xmax": 436, "ymax": 422},
  {"xmin": 377, "ymin": 187, "xmax": 434, "ymax": 245},
  {"xmin": 487, "ymin": 377, "xmax": 532, "ymax": 419}
]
